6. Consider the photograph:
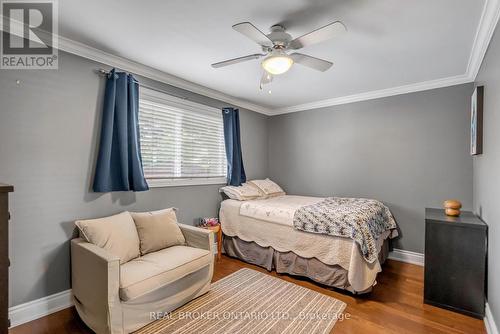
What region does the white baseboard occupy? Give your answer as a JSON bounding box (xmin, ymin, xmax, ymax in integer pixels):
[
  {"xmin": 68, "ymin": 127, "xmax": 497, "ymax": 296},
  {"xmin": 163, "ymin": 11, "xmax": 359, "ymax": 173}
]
[
  {"xmin": 388, "ymin": 248, "xmax": 425, "ymax": 266},
  {"xmin": 13, "ymin": 250, "xmax": 496, "ymax": 331},
  {"xmin": 485, "ymin": 302, "xmax": 499, "ymax": 334},
  {"xmin": 8, "ymin": 244, "xmax": 219, "ymax": 327},
  {"xmin": 8, "ymin": 289, "xmax": 73, "ymax": 328},
  {"xmin": 389, "ymin": 249, "xmax": 500, "ymax": 334}
]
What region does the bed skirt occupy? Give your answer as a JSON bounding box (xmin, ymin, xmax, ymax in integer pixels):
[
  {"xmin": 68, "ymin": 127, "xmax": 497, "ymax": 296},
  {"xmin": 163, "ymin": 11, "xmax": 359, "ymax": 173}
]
[{"xmin": 223, "ymin": 235, "xmax": 389, "ymax": 294}]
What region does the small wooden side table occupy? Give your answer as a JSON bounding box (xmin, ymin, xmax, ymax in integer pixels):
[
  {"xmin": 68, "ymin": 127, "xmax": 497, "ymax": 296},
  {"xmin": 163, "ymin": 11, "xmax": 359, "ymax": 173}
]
[{"xmin": 203, "ymin": 224, "xmax": 222, "ymax": 261}]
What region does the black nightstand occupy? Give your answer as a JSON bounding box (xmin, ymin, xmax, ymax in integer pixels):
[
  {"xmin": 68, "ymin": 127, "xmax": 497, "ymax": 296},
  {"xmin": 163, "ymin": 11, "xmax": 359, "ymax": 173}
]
[{"xmin": 424, "ymin": 208, "xmax": 487, "ymax": 318}]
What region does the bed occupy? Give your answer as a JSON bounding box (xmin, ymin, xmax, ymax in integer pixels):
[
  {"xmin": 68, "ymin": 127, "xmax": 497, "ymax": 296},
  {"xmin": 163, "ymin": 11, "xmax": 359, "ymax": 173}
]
[{"xmin": 219, "ymin": 193, "xmax": 398, "ymax": 294}]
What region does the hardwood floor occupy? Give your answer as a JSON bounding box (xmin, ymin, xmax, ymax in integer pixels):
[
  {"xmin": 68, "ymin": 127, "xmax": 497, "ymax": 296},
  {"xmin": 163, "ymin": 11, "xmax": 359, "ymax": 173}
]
[{"xmin": 9, "ymin": 256, "xmax": 486, "ymax": 334}]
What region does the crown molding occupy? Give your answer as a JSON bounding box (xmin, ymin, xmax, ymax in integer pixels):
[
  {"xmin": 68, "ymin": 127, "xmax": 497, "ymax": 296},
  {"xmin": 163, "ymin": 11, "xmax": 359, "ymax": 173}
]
[
  {"xmin": 467, "ymin": 0, "xmax": 500, "ymax": 80},
  {"xmin": 271, "ymin": 74, "xmax": 473, "ymax": 115},
  {"xmin": 0, "ymin": 15, "xmax": 274, "ymax": 115},
  {"xmin": 56, "ymin": 35, "xmax": 274, "ymax": 115},
  {"xmin": 271, "ymin": 0, "xmax": 500, "ymax": 115},
  {"xmin": 2, "ymin": 0, "xmax": 499, "ymax": 116}
]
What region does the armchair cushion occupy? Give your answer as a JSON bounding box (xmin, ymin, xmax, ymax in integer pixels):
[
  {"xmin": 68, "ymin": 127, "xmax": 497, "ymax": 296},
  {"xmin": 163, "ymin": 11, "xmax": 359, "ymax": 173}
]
[
  {"xmin": 119, "ymin": 245, "xmax": 211, "ymax": 301},
  {"xmin": 130, "ymin": 208, "xmax": 186, "ymax": 255},
  {"xmin": 75, "ymin": 211, "xmax": 140, "ymax": 264}
]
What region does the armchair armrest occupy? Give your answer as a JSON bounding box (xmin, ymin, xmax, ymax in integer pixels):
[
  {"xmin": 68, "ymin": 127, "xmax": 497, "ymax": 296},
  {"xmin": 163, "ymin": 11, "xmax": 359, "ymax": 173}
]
[
  {"xmin": 71, "ymin": 238, "xmax": 123, "ymax": 334},
  {"xmin": 178, "ymin": 223, "xmax": 215, "ymax": 253}
]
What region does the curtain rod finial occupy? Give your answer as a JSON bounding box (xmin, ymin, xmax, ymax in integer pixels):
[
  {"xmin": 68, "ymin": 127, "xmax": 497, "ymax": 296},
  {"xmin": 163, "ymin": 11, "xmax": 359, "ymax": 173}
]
[{"xmin": 96, "ymin": 68, "xmax": 109, "ymax": 76}]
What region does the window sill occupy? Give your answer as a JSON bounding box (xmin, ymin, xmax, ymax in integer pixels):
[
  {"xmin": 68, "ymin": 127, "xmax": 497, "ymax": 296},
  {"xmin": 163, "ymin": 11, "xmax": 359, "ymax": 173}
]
[{"xmin": 147, "ymin": 177, "xmax": 227, "ymax": 188}]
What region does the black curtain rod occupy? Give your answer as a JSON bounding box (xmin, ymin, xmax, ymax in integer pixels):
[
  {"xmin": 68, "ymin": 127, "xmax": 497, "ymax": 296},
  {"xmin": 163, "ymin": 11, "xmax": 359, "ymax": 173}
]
[{"xmin": 96, "ymin": 68, "xmax": 189, "ymax": 101}]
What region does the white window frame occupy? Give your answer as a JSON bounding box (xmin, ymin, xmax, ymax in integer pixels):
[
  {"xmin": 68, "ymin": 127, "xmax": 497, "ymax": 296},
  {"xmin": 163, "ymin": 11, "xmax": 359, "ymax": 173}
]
[{"xmin": 139, "ymin": 88, "xmax": 227, "ymax": 188}]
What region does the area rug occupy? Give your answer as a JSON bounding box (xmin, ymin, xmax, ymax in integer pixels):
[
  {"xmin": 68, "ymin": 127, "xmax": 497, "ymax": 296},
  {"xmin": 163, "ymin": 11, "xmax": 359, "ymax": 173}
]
[{"xmin": 135, "ymin": 268, "xmax": 347, "ymax": 334}]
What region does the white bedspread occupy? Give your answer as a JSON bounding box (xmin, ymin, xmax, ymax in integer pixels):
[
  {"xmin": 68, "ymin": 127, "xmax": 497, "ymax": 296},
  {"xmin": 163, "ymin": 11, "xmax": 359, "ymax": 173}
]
[
  {"xmin": 239, "ymin": 195, "xmax": 323, "ymax": 226},
  {"xmin": 220, "ymin": 196, "xmax": 394, "ymax": 292}
]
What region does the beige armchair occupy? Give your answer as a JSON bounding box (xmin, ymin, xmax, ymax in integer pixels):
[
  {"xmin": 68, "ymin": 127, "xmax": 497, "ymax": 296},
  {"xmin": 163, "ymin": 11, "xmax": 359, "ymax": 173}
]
[{"xmin": 71, "ymin": 222, "xmax": 214, "ymax": 334}]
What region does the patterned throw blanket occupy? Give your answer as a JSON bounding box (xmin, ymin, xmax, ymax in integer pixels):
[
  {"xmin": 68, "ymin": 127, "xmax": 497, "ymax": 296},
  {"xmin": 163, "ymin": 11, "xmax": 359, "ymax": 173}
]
[{"xmin": 293, "ymin": 197, "xmax": 397, "ymax": 263}]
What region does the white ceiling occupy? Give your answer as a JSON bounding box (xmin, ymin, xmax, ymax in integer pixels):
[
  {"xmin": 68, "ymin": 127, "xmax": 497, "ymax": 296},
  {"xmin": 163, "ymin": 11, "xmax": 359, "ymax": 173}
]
[{"xmin": 59, "ymin": 0, "xmax": 489, "ymax": 113}]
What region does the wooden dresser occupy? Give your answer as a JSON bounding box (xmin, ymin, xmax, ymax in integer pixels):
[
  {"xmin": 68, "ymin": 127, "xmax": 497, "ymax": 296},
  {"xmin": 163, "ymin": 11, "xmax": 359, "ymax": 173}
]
[
  {"xmin": 0, "ymin": 184, "xmax": 13, "ymax": 334},
  {"xmin": 424, "ymin": 208, "xmax": 487, "ymax": 318}
]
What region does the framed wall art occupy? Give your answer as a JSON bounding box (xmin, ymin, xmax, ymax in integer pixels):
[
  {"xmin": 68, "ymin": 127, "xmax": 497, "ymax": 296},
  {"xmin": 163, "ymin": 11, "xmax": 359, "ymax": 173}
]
[{"xmin": 471, "ymin": 86, "xmax": 484, "ymax": 156}]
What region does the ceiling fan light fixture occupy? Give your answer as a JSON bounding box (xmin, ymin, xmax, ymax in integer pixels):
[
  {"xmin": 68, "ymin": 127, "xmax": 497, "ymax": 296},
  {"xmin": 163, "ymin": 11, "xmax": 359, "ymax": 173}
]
[{"xmin": 261, "ymin": 53, "xmax": 294, "ymax": 75}]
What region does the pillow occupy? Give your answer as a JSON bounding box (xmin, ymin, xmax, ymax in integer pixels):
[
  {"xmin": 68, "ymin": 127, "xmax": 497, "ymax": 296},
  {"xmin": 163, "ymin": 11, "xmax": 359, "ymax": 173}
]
[
  {"xmin": 130, "ymin": 208, "xmax": 186, "ymax": 255},
  {"xmin": 247, "ymin": 178, "xmax": 286, "ymax": 197},
  {"xmin": 75, "ymin": 212, "xmax": 140, "ymax": 264},
  {"xmin": 220, "ymin": 183, "xmax": 262, "ymax": 201}
]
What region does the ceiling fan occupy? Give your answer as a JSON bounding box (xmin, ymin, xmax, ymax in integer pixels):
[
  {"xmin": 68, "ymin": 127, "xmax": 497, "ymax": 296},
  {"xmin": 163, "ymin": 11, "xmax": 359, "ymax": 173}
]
[{"xmin": 211, "ymin": 21, "xmax": 347, "ymax": 89}]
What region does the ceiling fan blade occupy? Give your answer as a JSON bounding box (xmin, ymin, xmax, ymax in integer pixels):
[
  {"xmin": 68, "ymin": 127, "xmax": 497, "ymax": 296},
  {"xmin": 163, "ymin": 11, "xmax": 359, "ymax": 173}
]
[
  {"xmin": 233, "ymin": 22, "xmax": 273, "ymax": 47},
  {"xmin": 289, "ymin": 21, "xmax": 346, "ymax": 50},
  {"xmin": 211, "ymin": 53, "xmax": 265, "ymax": 68},
  {"xmin": 289, "ymin": 53, "xmax": 333, "ymax": 72},
  {"xmin": 259, "ymin": 71, "xmax": 273, "ymax": 89}
]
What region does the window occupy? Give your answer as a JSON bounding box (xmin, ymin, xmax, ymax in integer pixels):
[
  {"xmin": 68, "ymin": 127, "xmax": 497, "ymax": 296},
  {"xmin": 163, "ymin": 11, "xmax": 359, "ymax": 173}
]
[{"xmin": 138, "ymin": 88, "xmax": 227, "ymax": 187}]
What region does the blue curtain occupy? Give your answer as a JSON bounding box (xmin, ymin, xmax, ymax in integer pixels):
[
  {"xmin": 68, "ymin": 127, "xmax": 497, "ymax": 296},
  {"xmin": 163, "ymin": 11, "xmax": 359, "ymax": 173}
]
[
  {"xmin": 222, "ymin": 107, "xmax": 246, "ymax": 186},
  {"xmin": 92, "ymin": 69, "xmax": 149, "ymax": 192}
]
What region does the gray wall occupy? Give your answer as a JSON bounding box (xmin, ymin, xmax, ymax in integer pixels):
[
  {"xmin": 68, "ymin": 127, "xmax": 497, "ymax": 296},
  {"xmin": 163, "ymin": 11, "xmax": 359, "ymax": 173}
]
[
  {"xmin": 268, "ymin": 84, "xmax": 474, "ymax": 253},
  {"xmin": 0, "ymin": 51, "xmax": 268, "ymax": 306},
  {"xmin": 0, "ymin": 46, "xmax": 482, "ymax": 309},
  {"xmin": 474, "ymin": 26, "xmax": 500, "ymax": 327}
]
